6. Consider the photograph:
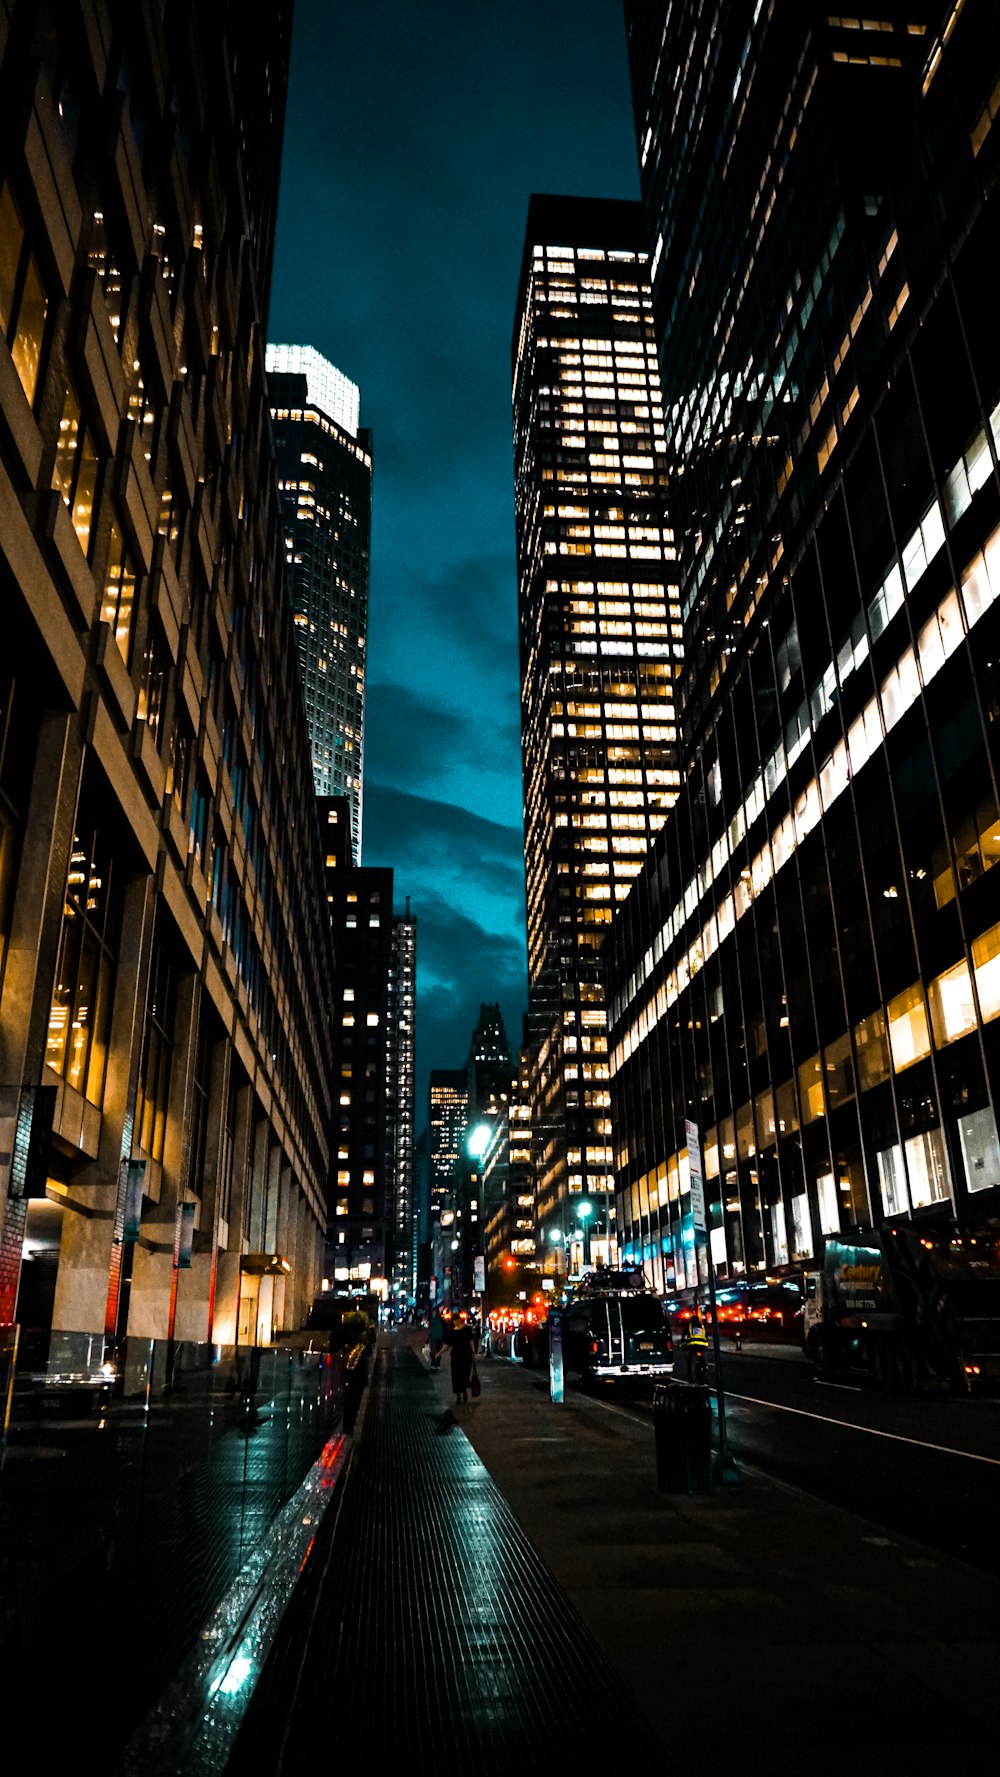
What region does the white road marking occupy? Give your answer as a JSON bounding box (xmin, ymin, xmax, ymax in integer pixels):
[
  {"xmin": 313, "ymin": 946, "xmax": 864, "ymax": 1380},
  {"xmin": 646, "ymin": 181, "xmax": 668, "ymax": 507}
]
[{"xmin": 725, "ymin": 1390, "xmax": 1000, "ymax": 1466}]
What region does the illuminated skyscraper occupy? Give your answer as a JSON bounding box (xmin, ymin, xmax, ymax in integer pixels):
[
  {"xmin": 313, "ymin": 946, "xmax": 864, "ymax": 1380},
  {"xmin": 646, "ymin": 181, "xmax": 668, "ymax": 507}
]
[
  {"xmin": 386, "ymin": 906, "xmax": 417, "ymax": 1302},
  {"xmin": 428, "ymin": 1069, "xmax": 468, "ymax": 1301},
  {"xmin": 512, "ymin": 194, "xmax": 681, "ymax": 1268},
  {"xmin": 429, "ymin": 1071, "xmax": 468, "ymax": 1222},
  {"xmin": 321, "ymin": 798, "xmax": 415, "ymax": 1304},
  {"xmin": 608, "ymin": 2, "xmax": 1000, "ymax": 1293},
  {"xmin": 268, "ymin": 345, "xmax": 372, "ymax": 862}
]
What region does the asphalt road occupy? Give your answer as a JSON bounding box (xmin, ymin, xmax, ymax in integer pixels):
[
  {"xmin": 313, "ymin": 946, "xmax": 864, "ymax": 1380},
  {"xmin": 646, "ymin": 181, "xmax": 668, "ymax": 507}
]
[{"xmin": 604, "ymin": 1341, "xmax": 1000, "ymax": 1576}]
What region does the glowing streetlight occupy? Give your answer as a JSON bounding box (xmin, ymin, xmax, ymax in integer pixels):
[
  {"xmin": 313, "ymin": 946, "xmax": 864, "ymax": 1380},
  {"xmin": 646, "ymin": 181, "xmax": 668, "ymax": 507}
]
[{"xmin": 466, "ymin": 1123, "xmax": 491, "ymax": 1160}]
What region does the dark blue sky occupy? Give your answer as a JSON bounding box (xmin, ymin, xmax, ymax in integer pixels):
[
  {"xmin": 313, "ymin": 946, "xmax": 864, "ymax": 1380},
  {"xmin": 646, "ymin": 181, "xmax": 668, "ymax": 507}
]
[{"xmin": 269, "ymin": 0, "xmax": 640, "ymax": 1113}]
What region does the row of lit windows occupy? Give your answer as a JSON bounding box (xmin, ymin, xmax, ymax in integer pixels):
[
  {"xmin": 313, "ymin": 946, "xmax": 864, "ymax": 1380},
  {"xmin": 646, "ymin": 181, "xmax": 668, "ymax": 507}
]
[
  {"xmin": 614, "ymin": 402, "xmax": 1000, "ymax": 1040},
  {"xmin": 271, "ymin": 408, "xmax": 371, "ymax": 468}
]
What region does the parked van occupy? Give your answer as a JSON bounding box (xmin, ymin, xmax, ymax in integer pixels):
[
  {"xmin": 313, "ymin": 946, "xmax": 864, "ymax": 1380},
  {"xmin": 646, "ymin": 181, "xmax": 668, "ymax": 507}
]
[{"xmin": 560, "ymin": 1287, "xmax": 673, "ymax": 1387}]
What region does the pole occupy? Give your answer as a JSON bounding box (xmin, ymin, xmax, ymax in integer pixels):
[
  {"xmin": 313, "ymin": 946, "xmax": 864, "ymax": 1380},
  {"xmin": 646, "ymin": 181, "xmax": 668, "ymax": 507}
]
[
  {"xmin": 685, "ymin": 1117, "xmax": 738, "ymax": 1485},
  {"xmin": 704, "ymin": 1240, "xmax": 738, "ymax": 1484}
]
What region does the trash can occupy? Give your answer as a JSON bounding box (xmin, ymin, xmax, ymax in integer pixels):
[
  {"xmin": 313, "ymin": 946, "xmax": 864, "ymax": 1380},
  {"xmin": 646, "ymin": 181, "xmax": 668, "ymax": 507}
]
[{"xmin": 653, "ymin": 1380, "xmax": 713, "ymax": 1494}]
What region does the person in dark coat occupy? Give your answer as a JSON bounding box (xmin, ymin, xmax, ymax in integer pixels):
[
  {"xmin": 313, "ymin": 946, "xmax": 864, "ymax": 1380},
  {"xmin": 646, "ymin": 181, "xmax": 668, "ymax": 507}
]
[{"xmin": 449, "ymin": 1319, "xmax": 477, "ymax": 1404}]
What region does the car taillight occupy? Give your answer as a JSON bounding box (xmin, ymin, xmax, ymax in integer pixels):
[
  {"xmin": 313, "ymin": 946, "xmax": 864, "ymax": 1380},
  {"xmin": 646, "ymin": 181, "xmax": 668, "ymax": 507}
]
[{"xmin": 590, "ymin": 1339, "xmax": 600, "ymax": 1354}]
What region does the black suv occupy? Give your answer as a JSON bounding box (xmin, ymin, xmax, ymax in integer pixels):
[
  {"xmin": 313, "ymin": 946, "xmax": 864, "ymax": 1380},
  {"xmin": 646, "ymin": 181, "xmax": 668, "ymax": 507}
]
[{"xmin": 560, "ymin": 1288, "xmax": 673, "ymax": 1387}]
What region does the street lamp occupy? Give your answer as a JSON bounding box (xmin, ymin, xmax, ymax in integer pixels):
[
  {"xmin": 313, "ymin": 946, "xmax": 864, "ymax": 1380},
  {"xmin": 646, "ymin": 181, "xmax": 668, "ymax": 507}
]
[{"xmin": 466, "ymin": 1122, "xmax": 491, "ymax": 1160}]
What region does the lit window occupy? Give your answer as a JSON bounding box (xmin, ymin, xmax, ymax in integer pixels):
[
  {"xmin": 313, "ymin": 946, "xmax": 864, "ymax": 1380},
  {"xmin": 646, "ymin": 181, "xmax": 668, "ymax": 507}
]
[
  {"xmin": 887, "ymin": 983, "xmax": 931, "ymax": 1071},
  {"xmin": 928, "ymin": 958, "xmax": 977, "ymax": 1048},
  {"xmin": 972, "ymin": 923, "xmax": 1000, "ymax": 1022},
  {"xmin": 0, "ymin": 179, "xmax": 49, "ymax": 404},
  {"xmin": 102, "ymin": 520, "xmax": 137, "ymax": 663},
  {"xmin": 52, "ymin": 383, "xmax": 99, "ymax": 555}
]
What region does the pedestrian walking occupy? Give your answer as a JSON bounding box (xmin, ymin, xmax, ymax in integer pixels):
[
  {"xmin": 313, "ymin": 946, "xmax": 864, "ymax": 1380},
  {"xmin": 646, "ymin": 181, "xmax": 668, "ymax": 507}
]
[{"xmin": 448, "ymin": 1317, "xmax": 477, "ymax": 1404}]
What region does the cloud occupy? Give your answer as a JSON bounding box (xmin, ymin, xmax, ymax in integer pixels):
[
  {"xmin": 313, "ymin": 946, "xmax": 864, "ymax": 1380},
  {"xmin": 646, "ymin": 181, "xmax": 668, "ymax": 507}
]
[
  {"xmin": 408, "ymin": 892, "xmax": 528, "ymax": 1114},
  {"xmin": 269, "ymin": 0, "xmax": 638, "ymax": 1099},
  {"xmin": 370, "ymin": 547, "xmax": 519, "ymax": 679},
  {"xmin": 364, "ymin": 679, "xmax": 522, "ymax": 830},
  {"xmin": 362, "ymin": 782, "xmax": 525, "ymax": 913}
]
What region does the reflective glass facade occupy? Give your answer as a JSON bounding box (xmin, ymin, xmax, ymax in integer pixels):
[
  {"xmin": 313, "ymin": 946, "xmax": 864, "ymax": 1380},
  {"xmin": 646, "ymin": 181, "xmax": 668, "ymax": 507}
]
[
  {"xmin": 609, "ymin": 2, "xmax": 1000, "ymax": 1292},
  {"xmin": 512, "ymin": 195, "xmax": 682, "ymax": 1256}
]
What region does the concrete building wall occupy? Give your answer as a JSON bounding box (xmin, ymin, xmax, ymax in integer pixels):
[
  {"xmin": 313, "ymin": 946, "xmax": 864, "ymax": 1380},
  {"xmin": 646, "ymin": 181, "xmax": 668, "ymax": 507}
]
[{"xmin": 0, "ymin": 0, "xmax": 332, "ymax": 1354}]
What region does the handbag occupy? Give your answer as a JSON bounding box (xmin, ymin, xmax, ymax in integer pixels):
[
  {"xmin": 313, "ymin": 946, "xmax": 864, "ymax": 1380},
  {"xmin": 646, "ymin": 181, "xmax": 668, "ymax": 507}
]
[{"xmin": 470, "ymin": 1366, "xmax": 481, "ymax": 1398}]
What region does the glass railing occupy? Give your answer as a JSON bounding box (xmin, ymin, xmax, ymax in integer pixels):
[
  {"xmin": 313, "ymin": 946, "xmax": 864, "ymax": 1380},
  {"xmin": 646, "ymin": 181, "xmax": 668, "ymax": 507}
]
[{"xmin": 0, "ymin": 1326, "xmax": 350, "ymax": 1761}]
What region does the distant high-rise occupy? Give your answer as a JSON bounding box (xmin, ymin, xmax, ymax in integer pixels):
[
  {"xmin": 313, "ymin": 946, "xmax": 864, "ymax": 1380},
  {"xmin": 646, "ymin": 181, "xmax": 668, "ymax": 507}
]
[
  {"xmin": 608, "ymin": 2, "xmax": 1000, "ymax": 1291},
  {"xmin": 429, "ymin": 1070, "xmax": 469, "ymax": 1223},
  {"xmin": 322, "ymin": 801, "xmax": 393, "ymax": 1289},
  {"xmin": 321, "ymin": 798, "xmax": 416, "ymax": 1305},
  {"xmin": 466, "ymin": 1002, "xmax": 512, "ymax": 1119},
  {"xmin": 268, "ymin": 345, "xmax": 372, "ymax": 861},
  {"xmin": 512, "ymin": 194, "xmax": 681, "ymax": 1269},
  {"xmin": 428, "ymin": 1068, "xmax": 468, "ymax": 1303},
  {"xmin": 386, "ymin": 907, "xmax": 417, "ymax": 1302}
]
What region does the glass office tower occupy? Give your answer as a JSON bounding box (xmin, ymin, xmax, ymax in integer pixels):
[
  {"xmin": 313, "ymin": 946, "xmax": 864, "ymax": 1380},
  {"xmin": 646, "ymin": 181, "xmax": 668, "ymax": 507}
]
[
  {"xmin": 608, "ymin": 2, "xmax": 1000, "ymax": 1295},
  {"xmin": 512, "ymin": 195, "xmax": 682, "ymax": 1269},
  {"xmin": 268, "ymin": 344, "xmax": 372, "ymax": 862}
]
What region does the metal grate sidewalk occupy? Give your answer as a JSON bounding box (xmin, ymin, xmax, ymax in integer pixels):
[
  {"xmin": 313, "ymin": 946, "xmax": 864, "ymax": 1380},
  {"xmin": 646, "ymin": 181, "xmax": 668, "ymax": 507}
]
[{"xmin": 226, "ymin": 1337, "xmax": 665, "ymax": 1770}]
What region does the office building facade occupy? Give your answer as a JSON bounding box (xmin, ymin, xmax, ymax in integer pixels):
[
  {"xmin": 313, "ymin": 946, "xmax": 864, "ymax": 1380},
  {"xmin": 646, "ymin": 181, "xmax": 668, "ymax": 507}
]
[
  {"xmin": 0, "ymin": 0, "xmax": 332, "ymax": 1352},
  {"xmin": 608, "ymin": 2, "xmax": 1000, "ymax": 1293},
  {"xmin": 268, "ymin": 345, "xmax": 372, "ymax": 862},
  {"xmin": 322, "ymin": 798, "xmax": 392, "ymax": 1291},
  {"xmin": 482, "ymin": 1043, "xmax": 535, "ymax": 1289},
  {"xmin": 428, "ymin": 1068, "xmax": 468, "ymax": 1302},
  {"xmin": 322, "ymin": 798, "xmax": 414, "ymax": 1301},
  {"xmin": 385, "ymin": 906, "xmax": 417, "ymax": 1302},
  {"xmin": 512, "ymin": 194, "xmax": 682, "ymax": 1264}
]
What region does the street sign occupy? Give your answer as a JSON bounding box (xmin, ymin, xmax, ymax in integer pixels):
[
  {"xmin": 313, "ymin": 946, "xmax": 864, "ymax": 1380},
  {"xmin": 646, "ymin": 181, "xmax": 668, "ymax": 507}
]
[
  {"xmin": 473, "ymin": 1254, "xmax": 485, "ymax": 1293},
  {"xmin": 685, "ymin": 1117, "xmax": 707, "ymax": 1233},
  {"xmin": 548, "ymin": 1310, "xmax": 564, "ymax": 1404}
]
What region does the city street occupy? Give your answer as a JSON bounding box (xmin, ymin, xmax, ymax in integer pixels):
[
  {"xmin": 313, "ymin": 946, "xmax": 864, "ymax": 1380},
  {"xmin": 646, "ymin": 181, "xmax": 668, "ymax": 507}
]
[
  {"xmin": 601, "ymin": 1343, "xmax": 1000, "ymax": 1577},
  {"xmin": 451, "ymin": 1340, "xmax": 1000, "ymax": 1772}
]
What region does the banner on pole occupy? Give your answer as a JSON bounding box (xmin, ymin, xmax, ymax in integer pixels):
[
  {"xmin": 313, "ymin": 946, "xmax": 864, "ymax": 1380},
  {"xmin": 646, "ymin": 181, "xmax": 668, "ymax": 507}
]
[{"xmin": 685, "ymin": 1118, "xmax": 707, "ymax": 1233}]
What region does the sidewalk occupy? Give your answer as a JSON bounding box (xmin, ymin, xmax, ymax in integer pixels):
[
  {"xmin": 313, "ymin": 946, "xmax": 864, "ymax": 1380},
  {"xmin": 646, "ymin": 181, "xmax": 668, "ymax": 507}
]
[
  {"xmin": 226, "ymin": 1333, "xmax": 667, "ymax": 1771},
  {"xmin": 227, "ymin": 1332, "xmax": 1000, "ymax": 1773}
]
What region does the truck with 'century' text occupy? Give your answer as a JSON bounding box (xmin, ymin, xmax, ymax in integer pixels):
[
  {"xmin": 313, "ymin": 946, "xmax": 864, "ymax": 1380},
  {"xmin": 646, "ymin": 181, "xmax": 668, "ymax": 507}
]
[{"xmin": 802, "ymin": 1222, "xmax": 1000, "ymax": 1393}]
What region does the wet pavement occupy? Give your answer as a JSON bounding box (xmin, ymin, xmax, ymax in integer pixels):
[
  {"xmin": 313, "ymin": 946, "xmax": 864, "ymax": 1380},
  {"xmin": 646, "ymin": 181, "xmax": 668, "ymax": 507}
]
[
  {"xmin": 228, "ymin": 1329, "xmax": 1000, "ymax": 1774},
  {"xmin": 227, "ymin": 1336, "xmax": 668, "ymax": 1771}
]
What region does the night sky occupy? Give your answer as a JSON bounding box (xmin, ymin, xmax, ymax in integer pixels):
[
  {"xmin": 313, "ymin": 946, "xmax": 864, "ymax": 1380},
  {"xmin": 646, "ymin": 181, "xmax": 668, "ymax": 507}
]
[{"xmin": 268, "ymin": 1, "xmax": 640, "ymax": 1113}]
